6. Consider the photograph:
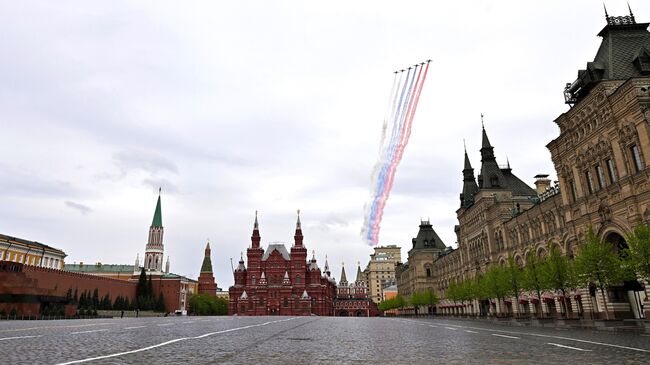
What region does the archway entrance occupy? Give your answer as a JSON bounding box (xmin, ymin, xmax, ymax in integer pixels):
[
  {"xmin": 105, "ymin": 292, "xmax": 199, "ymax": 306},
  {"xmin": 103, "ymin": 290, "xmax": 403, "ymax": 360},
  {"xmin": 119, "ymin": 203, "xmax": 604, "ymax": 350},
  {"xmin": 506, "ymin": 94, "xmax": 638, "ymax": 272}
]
[
  {"xmin": 338, "ymin": 310, "xmax": 348, "ymax": 317},
  {"xmin": 604, "ymin": 232, "xmax": 646, "ymax": 319},
  {"xmin": 355, "ymin": 310, "xmax": 364, "ymax": 317}
]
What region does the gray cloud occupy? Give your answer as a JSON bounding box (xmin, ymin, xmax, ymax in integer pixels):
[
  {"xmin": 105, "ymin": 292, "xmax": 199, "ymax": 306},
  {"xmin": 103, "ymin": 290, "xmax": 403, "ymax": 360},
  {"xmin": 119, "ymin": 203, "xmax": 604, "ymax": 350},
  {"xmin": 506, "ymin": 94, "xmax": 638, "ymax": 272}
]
[
  {"xmin": 142, "ymin": 178, "xmax": 180, "ymax": 194},
  {"xmin": 0, "ymin": 1, "xmax": 646, "ymax": 286},
  {"xmin": 65, "ymin": 201, "xmax": 92, "ymax": 215},
  {"xmin": 113, "ymin": 150, "xmax": 179, "ymax": 175}
]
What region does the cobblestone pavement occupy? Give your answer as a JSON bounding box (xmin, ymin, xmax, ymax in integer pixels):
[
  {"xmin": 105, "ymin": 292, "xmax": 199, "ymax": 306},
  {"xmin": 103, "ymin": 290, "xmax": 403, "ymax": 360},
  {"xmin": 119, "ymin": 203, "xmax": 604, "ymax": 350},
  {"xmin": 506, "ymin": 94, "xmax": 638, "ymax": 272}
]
[{"xmin": 1, "ymin": 316, "xmax": 649, "ymax": 364}]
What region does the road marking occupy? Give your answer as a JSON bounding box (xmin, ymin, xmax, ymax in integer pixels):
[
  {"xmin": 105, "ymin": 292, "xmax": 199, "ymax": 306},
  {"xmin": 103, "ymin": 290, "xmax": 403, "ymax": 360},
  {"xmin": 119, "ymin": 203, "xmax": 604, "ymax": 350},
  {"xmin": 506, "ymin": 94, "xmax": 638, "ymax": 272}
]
[
  {"xmin": 0, "ymin": 335, "xmax": 43, "ymax": 341},
  {"xmin": 157, "ymin": 323, "xmax": 173, "ymax": 327},
  {"xmin": 547, "ymin": 343, "xmax": 591, "ymax": 352},
  {"xmin": 491, "ymin": 334, "xmax": 520, "ymax": 339},
  {"xmin": 56, "ymin": 317, "xmax": 299, "ymax": 365},
  {"xmin": 182, "ymin": 321, "xmax": 194, "ymax": 324},
  {"xmin": 444, "ymin": 327, "xmax": 457, "ymax": 330},
  {"xmin": 0, "ymin": 322, "xmax": 116, "ymax": 333},
  {"xmin": 428, "ymin": 325, "xmax": 439, "ymax": 328},
  {"xmin": 70, "ymin": 329, "xmax": 109, "ymax": 335},
  {"xmin": 404, "ymin": 319, "xmax": 650, "ymax": 353},
  {"xmin": 123, "ymin": 326, "xmax": 147, "ymax": 330},
  {"xmin": 465, "ymin": 330, "xmax": 479, "ymax": 334}
]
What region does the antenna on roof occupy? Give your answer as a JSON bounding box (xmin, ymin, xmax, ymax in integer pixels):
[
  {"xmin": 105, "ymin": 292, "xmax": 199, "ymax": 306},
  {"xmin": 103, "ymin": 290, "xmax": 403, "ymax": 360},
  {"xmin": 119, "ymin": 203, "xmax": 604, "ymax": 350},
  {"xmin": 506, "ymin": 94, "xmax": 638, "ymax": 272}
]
[
  {"xmin": 480, "ymin": 113, "xmax": 485, "ymax": 129},
  {"xmin": 230, "ymin": 257, "xmax": 234, "ymax": 273},
  {"xmin": 603, "ymin": 2, "xmax": 609, "ymax": 18},
  {"xmin": 628, "ymin": 1, "xmax": 634, "ymax": 16}
]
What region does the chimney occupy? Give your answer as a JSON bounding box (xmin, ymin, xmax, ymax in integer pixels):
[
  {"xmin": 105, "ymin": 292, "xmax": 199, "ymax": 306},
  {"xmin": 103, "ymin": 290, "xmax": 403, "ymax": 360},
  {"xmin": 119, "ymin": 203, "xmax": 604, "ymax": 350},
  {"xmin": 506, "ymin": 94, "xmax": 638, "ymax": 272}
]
[{"xmin": 534, "ymin": 174, "xmax": 551, "ymax": 194}]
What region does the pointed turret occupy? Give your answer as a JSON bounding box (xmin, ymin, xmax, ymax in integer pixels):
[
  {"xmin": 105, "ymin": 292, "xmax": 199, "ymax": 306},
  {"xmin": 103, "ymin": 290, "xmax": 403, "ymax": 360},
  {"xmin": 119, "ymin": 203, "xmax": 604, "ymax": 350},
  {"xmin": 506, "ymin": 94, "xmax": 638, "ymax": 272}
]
[
  {"xmin": 165, "ymin": 256, "xmax": 170, "ymax": 273},
  {"xmin": 201, "ymin": 242, "xmax": 213, "ymax": 273},
  {"xmin": 236, "ymin": 252, "xmax": 246, "ymax": 271},
  {"xmin": 294, "ymin": 209, "xmax": 303, "ymax": 246},
  {"xmin": 323, "ymin": 255, "xmax": 331, "ymax": 277},
  {"xmin": 133, "ymin": 254, "xmax": 140, "ymax": 275},
  {"xmin": 339, "ymin": 263, "xmax": 348, "ymax": 286},
  {"xmin": 355, "ymin": 262, "xmax": 365, "ymax": 284},
  {"xmin": 460, "ymin": 147, "xmax": 480, "ymax": 208},
  {"xmin": 152, "ymin": 189, "xmax": 163, "ymax": 228},
  {"xmin": 198, "ymin": 240, "xmax": 218, "ymax": 296},
  {"xmin": 144, "ymin": 190, "xmax": 165, "ymax": 272},
  {"xmin": 259, "ymin": 271, "xmax": 267, "ymax": 285},
  {"xmin": 478, "ymin": 125, "xmax": 505, "ymax": 189},
  {"xmin": 251, "ymin": 211, "xmax": 261, "ymax": 248},
  {"xmin": 282, "ymin": 271, "xmax": 291, "ymax": 285}
]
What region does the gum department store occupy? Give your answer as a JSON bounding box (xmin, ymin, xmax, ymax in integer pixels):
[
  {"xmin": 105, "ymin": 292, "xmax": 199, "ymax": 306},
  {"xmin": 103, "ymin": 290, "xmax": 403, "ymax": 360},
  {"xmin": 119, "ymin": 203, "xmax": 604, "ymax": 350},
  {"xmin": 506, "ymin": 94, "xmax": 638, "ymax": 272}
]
[{"xmin": 400, "ymin": 10, "xmax": 650, "ymax": 320}]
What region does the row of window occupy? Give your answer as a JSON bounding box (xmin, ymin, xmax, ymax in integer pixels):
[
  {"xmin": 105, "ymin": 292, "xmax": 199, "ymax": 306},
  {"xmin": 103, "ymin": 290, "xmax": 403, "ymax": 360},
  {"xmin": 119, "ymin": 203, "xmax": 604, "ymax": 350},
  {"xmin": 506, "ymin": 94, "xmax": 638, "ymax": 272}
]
[
  {"xmin": 0, "ymin": 251, "xmax": 61, "ymax": 269},
  {"xmin": 570, "ymin": 144, "xmax": 643, "ymax": 200}
]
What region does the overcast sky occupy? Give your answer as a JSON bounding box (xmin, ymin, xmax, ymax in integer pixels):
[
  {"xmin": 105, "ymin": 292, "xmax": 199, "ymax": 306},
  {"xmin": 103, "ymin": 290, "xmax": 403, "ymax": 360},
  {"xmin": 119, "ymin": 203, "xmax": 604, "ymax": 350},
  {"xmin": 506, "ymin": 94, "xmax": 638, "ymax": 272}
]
[{"xmin": 2, "ymin": 1, "xmax": 648, "ymax": 287}]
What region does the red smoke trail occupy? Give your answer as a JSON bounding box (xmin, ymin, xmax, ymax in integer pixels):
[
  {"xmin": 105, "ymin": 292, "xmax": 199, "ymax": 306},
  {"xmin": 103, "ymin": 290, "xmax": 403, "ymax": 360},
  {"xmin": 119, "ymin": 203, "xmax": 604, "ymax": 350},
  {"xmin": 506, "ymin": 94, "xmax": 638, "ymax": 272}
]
[
  {"xmin": 370, "ymin": 65, "xmax": 422, "ymax": 243},
  {"xmin": 371, "ymin": 61, "xmax": 429, "ymax": 243}
]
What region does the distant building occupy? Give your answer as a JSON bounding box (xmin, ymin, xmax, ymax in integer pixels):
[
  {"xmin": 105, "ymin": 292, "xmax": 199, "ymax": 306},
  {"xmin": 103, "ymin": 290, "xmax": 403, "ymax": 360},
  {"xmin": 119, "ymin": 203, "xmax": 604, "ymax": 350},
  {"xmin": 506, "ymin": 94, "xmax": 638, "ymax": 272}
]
[
  {"xmin": 363, "ymin": 245, "xmax": 401, "ymax": 303},
  {"xmin": 0, "ymin": 233, "xmax": 66, "ymax": 270},
  {"xmin": 382, "ymin": 283, "xmax": 399, "ymax": 316},
  {"xmin": 333, "ymin": 263, "xmax": 379, "ymax": 317},
  {"xmin": 229, "ymin": 212, "xmax": 337, "ymax": 316},
  {"xmin": 66, "ymin": 191, "xmax": 197, "ymax": 314},
  {"xmin": 396, "ymin": 220, "xmax": 448, "ymax": 313},
  {"xmin": 198, "ymin": 242, "xmax": 218, "ymax": 296}
]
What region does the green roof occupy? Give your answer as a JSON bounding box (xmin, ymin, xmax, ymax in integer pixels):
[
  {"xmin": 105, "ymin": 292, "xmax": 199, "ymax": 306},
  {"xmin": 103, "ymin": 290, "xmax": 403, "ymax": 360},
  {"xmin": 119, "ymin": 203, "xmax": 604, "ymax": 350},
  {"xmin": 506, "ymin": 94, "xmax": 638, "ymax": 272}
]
[
  {"xmin": 151, "ymin": 194, "xmax": 162, "ymax": 228},
  {"xmin": 64, "ymin": 264, "xmax": 134, "ymax": 273},
  {"xmin": 201, "ymin": 256, "xmax": 213, "ymax": 273}
]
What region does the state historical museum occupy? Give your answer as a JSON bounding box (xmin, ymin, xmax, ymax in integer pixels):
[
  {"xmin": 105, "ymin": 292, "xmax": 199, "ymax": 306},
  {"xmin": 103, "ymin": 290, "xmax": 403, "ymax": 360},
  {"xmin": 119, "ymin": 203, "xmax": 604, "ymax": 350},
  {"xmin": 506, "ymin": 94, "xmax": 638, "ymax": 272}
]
[{"xmin": 229, "ymin": 212, "xmax": 337, "ymax": 316}]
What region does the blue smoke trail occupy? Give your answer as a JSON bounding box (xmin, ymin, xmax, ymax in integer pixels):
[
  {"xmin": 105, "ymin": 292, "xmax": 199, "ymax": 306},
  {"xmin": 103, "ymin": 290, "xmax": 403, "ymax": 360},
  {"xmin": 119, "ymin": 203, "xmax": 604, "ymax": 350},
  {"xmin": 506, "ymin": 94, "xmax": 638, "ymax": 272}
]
[{"xmin": 366, "ymin": 67, "xmax": 417, "ymax": 242}]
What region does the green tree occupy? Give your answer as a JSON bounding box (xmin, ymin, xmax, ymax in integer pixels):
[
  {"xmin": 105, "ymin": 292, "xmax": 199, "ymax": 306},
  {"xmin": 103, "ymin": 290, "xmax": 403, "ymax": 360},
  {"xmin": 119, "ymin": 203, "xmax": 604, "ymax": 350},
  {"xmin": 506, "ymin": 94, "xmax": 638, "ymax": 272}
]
[
  {"xmin": 101, "ymin": 294, "xmax": 111, "ymax": 310},
  {"xmin": 574, "ymin": 228, "xmax": 632, "ymax": 320},
  {"xmin": 505, "ymin": 255, "xmax": 524, "ymax": 315},
  {"xmin": 625, "ymin": 223, "xmax": 650, "ymax": 280},
  {"xmin": 409, "ymin": 292, "xmax": 423, "ymax": 315},
  {"xmin": 482, "ymin": 265, "xmax": 509, "ymax": 316},
  {"xmin": 92, "ymin": 288, "xmax": 100, "ymax": 309},
  {"xmin": 188, "ymin": 294, "xmax": 229, "ymax": 315},
  {"xmin": 136, "ymin": 268, "xmax": 147, "ymax": 298},
  {"xmin": 156, "ymin": 292, "xmax": 166, "ymax": 312},
  {"xmin": 522, "ymin": 252, "xmax": 548, "ymax": 316},
  {"xmin": 422, "ymin": 288, "xmax": 439, "ymax": 314},
  {"xmin": 541, "ymin": 244, "xmax": 576, "ymax": 318}
]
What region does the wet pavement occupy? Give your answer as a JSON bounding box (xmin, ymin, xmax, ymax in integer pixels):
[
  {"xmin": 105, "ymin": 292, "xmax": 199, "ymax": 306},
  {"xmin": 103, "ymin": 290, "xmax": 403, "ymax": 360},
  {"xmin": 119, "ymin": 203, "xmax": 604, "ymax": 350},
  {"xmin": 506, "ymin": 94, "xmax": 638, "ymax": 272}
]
[{"xmin": 1, "ymin": 316, "xmax": 649, "ymax": 364}]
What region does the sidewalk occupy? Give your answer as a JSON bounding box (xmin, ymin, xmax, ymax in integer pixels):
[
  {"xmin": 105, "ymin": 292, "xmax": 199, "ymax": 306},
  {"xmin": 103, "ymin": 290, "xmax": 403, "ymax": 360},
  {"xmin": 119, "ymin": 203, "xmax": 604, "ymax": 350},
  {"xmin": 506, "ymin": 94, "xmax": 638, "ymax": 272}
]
[{"xmin": 403, "ymin": 314, "xmax": 650, "ymax": 334}]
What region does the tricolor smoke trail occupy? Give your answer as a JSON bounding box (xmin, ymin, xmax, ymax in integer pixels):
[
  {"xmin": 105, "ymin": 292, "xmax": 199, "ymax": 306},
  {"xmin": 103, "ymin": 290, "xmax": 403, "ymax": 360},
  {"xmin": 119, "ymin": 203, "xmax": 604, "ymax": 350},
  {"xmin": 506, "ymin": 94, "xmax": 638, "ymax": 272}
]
[{"xmin": 362, "ymin": 60, "xmax": 431, "ymax": 246}]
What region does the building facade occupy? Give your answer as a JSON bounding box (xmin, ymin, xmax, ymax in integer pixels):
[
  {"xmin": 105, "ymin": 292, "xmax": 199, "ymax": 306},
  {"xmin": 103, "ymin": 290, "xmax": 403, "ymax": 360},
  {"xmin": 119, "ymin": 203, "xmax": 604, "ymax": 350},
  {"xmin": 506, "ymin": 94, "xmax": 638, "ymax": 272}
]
[
  {"xmin": 333, "ymin": 263, "xmax": 379, "ymax": 316},
  {"xmin": 229, "ymin": 212, "xmax": 337, "ymax": 316},
  {"xmin": 0, "ymin": 233, "xmax": 66, "ymax": 270},
  {"xmin": 428, "ymin": 11, "xmax": 650, "ymax": 319},
  {"xmin": 396, "ymin": 220, "xmax": 449, "ymax": 302},
  {"xmin": 363, "ymin": 245, "xmax": 401, "ymax": 303}
]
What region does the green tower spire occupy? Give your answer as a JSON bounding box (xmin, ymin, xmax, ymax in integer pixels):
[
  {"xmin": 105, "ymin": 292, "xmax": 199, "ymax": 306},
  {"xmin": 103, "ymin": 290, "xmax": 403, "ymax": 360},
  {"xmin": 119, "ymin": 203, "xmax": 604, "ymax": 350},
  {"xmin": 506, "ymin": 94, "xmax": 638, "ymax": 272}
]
[{"xmin": 151, "ymin": 188, "xmax": 163, "ymax": 228}]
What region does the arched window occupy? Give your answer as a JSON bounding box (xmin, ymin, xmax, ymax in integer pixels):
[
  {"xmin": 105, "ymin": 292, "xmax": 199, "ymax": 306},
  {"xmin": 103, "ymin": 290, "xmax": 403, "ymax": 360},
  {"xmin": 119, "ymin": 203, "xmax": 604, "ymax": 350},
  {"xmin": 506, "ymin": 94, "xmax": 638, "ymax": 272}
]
[
  {"xmin": 296, "ymin": 275, "xmax": 301, "ymax": 284},
  {"xmin": 252, "ymin": 276, "xmax": 256, "ymax": 285},
  {"xmin": 426, "ymin": 268, "xmax": 432, "ymax": 277}
]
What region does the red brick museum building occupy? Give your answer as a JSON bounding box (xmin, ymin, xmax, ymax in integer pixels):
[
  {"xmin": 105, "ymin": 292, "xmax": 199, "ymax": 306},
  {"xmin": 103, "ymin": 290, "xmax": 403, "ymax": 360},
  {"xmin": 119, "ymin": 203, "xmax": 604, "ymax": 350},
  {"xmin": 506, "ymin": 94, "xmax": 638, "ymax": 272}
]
[{"xmin": 229, "ymin": 212, "xmax": 337, "ymax": 316}]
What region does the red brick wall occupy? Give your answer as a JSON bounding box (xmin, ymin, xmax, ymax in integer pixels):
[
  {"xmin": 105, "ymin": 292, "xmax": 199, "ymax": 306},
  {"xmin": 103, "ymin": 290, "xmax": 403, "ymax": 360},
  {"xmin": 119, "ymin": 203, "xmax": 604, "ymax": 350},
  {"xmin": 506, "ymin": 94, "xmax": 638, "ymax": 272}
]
[
  {"xmin": 23, "ymin": 265, "xmax": 136, "ymax": 300},
  {"xmin": 0, "ymin": 261, "xmax": 136, "ymax": 315},
  {"xmin": 151, "ymin": 278, "xmax": 183, "ymax": 313}
]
